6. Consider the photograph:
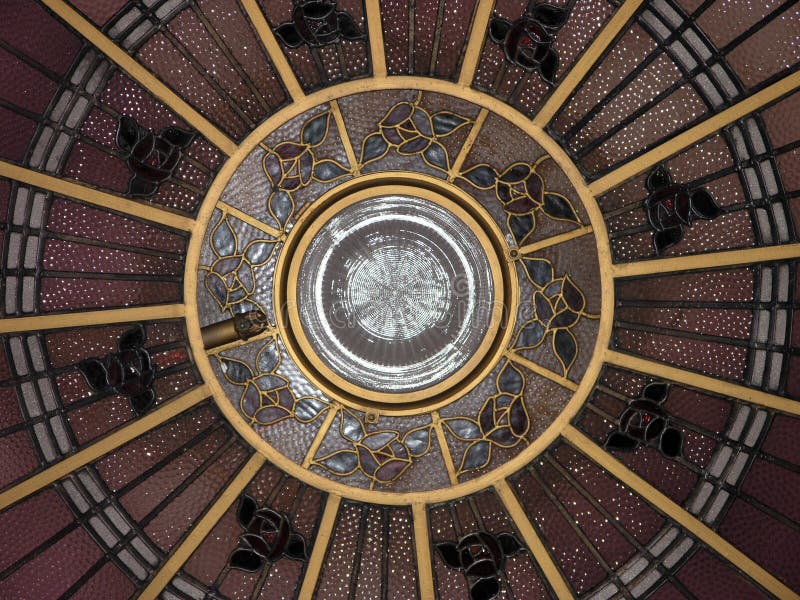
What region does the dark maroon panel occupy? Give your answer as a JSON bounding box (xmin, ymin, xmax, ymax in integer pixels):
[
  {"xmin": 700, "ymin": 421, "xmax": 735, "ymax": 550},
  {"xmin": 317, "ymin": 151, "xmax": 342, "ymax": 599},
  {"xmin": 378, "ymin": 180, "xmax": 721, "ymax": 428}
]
[{"xmin": 677, "ymin": 548, "xmax": 772, "ymax": 599}]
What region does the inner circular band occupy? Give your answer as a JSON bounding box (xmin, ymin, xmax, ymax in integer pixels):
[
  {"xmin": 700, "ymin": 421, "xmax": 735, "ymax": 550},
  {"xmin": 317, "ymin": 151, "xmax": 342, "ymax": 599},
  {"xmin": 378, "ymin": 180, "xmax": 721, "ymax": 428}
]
[{"xmin": 296, "ymin": 194, "xmax": 493, "ymax": 394}]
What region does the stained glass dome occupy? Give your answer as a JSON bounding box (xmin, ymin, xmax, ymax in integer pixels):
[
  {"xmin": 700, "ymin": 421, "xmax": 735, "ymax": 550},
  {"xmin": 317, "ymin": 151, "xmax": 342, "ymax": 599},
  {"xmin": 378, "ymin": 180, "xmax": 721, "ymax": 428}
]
[{"xmin": 0, "ymin": 0, "xmax": 798, "ymax": 598}]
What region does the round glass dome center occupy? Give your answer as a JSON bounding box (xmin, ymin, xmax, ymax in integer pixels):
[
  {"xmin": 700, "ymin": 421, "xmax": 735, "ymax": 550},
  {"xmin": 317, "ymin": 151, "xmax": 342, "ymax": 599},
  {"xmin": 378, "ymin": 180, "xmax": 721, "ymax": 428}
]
[{"xmin": 295, "ymin": 194, "xmax": 495, "ymax": 394}]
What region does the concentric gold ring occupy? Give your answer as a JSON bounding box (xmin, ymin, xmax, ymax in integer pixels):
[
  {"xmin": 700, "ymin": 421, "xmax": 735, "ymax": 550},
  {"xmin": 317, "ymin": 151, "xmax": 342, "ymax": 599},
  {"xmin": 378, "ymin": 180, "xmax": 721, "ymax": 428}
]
[{"xmin": 274, "ymin": 173, "xmax": 517, "ymax": 412}]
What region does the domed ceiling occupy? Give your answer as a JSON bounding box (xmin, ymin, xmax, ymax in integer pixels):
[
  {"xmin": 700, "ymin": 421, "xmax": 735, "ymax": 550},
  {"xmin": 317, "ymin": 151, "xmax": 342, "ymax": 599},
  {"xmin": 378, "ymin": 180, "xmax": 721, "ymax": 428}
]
[{"xmin": 0, "ymin": 0, "xmax": 799, "ymax": 598}]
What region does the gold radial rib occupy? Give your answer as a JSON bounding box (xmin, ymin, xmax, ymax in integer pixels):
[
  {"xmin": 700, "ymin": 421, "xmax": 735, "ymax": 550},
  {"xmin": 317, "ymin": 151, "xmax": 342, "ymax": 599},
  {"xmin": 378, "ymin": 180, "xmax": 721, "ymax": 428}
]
[
  {"xmin": 0, "ymin": 385, "xmax": 209, "ymax": 512},
  {"xmin": 412, "ymin": 503, "xmax": 436, "ymax": 599},
  {"xmin": 138, "ymin": 452, "xmax": 266, "ymax": 600},
  {"xmin": 518, "ymin": 225, "xmax": 593, "ymax": 255},
  {"xmin": 533, "ymin": 0, "xmax": 647, "ymax": 127},
  {"xmin": 562, "ymin": 425, "xmax": 800, "ymax": 600},
  {"xmin": 217, "ymin": 201, "xmax": 283, "ymax": 238},
  {"xmin": 612, "ymin": 243, "xmax": 800, "ymax": 278},
  {"xmin": 0, "ymin": 305, "xmax": 185, "ymax": 335},
  {"xmin": 605, "ymin": 350, "xmax": 800, "ymax": 416},
  {"xmin": 302, "ymin": 405, "xmax": 339, "ymax": 468},
  {"xmin": 239, "ymin": 0, "xmax": 305, "ymax": 101},
  {"xmin": 298, "ymin": 493, "xmax": 341, "ymax": 600},
  {"xmin": 458, "ymin": 0, "xmax": 496, "ymax": 86},
  {"xmin": 506, "ymin": 352, "xmax": 579, "ymax": 392},
  {"xmin": 590, "ymin": 69, "xmax": 800, "ymax": 196},
  {"xmin": 365, "ymin": 0, "xmax": 387, "ymax": 77},
  {"xmin": 432, "ymin": 411, "xmax": 459, "ymax": 485},
  {"xmin": 39, "ymin": 0, "xmax": 237, "ymax": 156},
  {"xmin": 494, "ymin": 480, "xmax": 573, "ymax": 599},
  {"xmin": 0, "ymin": 160, "xmax": 195, "ymax": 231},
  {"xmin": 449, "ymin": 109, "xmax": 488, "ymax": 181},
  {"xmin": 331, "ymin": 100, "xmax": 359, "ymax": 176}
]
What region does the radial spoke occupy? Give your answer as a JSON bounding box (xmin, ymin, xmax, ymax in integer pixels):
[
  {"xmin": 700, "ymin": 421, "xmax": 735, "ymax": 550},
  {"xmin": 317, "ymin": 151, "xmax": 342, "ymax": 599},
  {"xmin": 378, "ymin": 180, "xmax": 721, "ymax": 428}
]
[
  {"xmin": 331, "ymin": 99, "xmax": 360, "ymax": 176},
  {"xmin": 0, "ymin": 161, "xmax": 195, "ymax": 231},
  {"xmin": 412, "ymin": 503, "xmax": 436, "ymax": 599},
  {"xmin": 449, "ymin": 109, "xmax": 488, "ymax": 181},
  {"xmin": 604, "ymin": 350, "xmax": 800, "ymax": 416},
  {"xmin": 506, "ymin": 351, "xmax": 579, "ymax": 392},
  {"xmin": 562, "ymin": 425, "xmax": 800, "ymax": 600},
  {"xmin": 298, "ymin": 493, "xmax": 341, "ymax": 600},
  {"xmin": 366, "ymin": 0, "xmax": 387, "ymax": 77},
  {"xmin": 0, "ymin": 305, "xmax": 185, "ymax": 335},
  {"xmin": 239, "ymin": 0, "xmax": 304, "ymax": 101},
  {"xmin": 494, "ymin": 480, "xmax": 573, "ymax": 599},
  {"xmin": 611, "ymin": 243, "xmax": 800, "ymax": 278},
  {"xmin": 0, "ymin": 385, "xmax": 209, "ymax": 511},
  {"xmin": 302, "ymin": 405, "xmax": 339, "ymax": 468},
  {"xmin": 39, "ymin": 0, "xmax": 237, "ymax": 156},
  {"xmin": 458, "ymin": 0, "xmax": 496, "ymax": 86},
  {"xmin": 432, "ymin": 411, "xmax": 458, "ymax": 485},
  {"xmin": 138, "ymin": 452, "xmax": 266, "ymax": 600},
  {"xmin": 533, "ymin": 0, "xmax": 647, "ymax": 127},
  {"xmin": 590, "ymin": 69, "xmax": 800, "ymax": 196},
  {"xmin": 518, "ymin": 225, "xmax": 593, "ymax": 255},
  {"xmin": 217, "ymin": 201, "xmax": 283, "ymax": 238}
]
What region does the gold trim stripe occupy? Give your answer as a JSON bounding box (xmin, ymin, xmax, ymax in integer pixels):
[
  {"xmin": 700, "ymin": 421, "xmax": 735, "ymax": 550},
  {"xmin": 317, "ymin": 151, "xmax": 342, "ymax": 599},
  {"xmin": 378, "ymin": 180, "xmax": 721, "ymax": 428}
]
[
  {"xmin": 458, "ymin": 0, "xmax": 495, "ymax": 86},
  {"xmin": 217, "ymin": 201, "xmax": 283, "ymax": 238},
  {"xmin": 366, "ymin": 0, "xmax": 387, "ymax": 77},
  {"xmin": 562, "ymin": 426, "xmax": 800, "ymax": 600},
  {"xmin": 449, "ymin": 109, "xmax": 488, "ymax": 181},
  {"xmin": 0, "ymin": 305, "xmax": 185, "ymax": 335},
  {"xmin": 506, "ymin": 352, "xmax": 579, "ymax": 392},
  {"xmin": 519, "ymin": 225, "xmax": 593, "ymax": 255},
  {"xmin": 39, "ymin": 0, "xmax": 238, "ymax": 156},
  {"xmin": 590, "ymin": 69, "xmax": 800, "ymax": 195},
  {"xmin": 0, "ymin": 161, "xmax": 195, "ymax": 232},
  {"xmin": 432, "ymin": 411, "xmax": 459, "ymax": 485},
  {"xmin": 330, "ymin": 100, "xmax": 360, "ymax": 175},
  {"xmin": 298, "ymin": 493, "xmax": 341, "ymax": 599},
  {"xmin": 534, "ymin": 0, "xmax": 647, "ymax": 127},
  {"xmin": 302, "ymin": 405, "xmax": 339, "ymax": 468},
  {"xmin": 138, "ymin": 452, "xmax": 266, "ymax": 600},
  {"xmin": 612, "ymin": 243, "xmax": 800, "ymax": 278},
  {"xmin": 605, "ymin": 350, "xmax": 800, "ymax": 416},
  {"xmin": 495, "ymin": 480, "xmax": 573, "ymax": 599},
  {"xmin": 0, "ymin": 385, "xmax": 209, "ymax": 511},
  {"xmin": 412, "ymin": 503, "xmax": 436, "ymax": 599},
  {"xmin": 239, "ymin": 0, "xmax": 305, "ymax": 101}
]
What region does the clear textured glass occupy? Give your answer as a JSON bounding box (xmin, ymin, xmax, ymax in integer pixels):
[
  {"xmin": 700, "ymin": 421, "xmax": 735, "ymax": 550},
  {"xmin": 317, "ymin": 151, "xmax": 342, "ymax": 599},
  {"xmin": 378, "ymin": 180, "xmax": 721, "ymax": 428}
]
[{"xmin": 296, "ymin": 194, "xmax": 495, "ymax": 393}]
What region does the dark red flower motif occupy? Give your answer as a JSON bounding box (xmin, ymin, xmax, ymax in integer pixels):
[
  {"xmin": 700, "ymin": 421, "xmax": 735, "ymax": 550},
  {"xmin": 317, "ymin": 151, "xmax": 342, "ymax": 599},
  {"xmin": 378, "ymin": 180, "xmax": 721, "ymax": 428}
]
[
  {"xmin": 489, "ymin": 3, "xmax": 570, "ymax": 83},
  {"xmin": 605, "ymin": 382, "xmax": 684, "ymax": 458},
  {"xmin": 78, "ymin": 324, "xmax": 156, "ymax": 416},
  {"xmin": 229, "ymin": 495, "xmax": 307, "ymax": 572},
  {"xmin": 478, "ymin": 394, "xmax": 529, "ymax": 447},
  {"xmin": 437, "ymin": 531, "xmax": 523, "ymax": 600},
  {"xmin": 115, "ymin": 115, "xmax": 194, "ymax": 197},
  {"xmin": 354, "ymin": 431, "xmax": 413, "ymax": 483},
  {"xmin": 379, "ymin": 101, "xmax": 436, "ymax": 155},
  {"xmin": 644, "ymin": 165, "xmax": 722, "ymax": 254},
  {"xmin": 274, "ymin": 0, "xmax": 363, "ymax": 48},
  {"xmin": 495, "ymin": 162, "xmax": 543, "ymax": 214}
]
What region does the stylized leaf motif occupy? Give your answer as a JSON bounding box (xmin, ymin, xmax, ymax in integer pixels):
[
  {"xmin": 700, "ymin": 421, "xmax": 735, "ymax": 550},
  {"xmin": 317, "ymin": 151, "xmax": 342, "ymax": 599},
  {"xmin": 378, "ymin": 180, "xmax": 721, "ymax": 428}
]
[
  {"xmin": 422, "ymin": 141, "xmax": 448, "ymax": 171},
  {"xmin": 431, "ymin": 111, "xmax": 469, "ymax": 135},
  {"xmin": 462, "ymin": 165, "xmax": 497, "ymax": 189},
  {"xmin": 361, "ymin": 132, "xmax": 389, "ymax": 164},
  {"xmin": 313, "ymin": 159, "xmax": 349, "ymax": 182},
  {"xmin": 301, "ymin": 111, "xmax": 330, "ymax": 146},
  {"xmin": 221, "ymin": 357, "xmax": 254, "ymax": 384},
  {"xmin": 461, "ymin": 440, "xmax": 491, "ymax": 471},
  {"xmin": 542, "ymin": 192, "xmax": 579, "ymax": 223},
  {"xmin": 212, "ymin": 216, "xmax": 236, "ymax": 256},
  {"xmin": 443, "ymin": 418, "xmax": 482, "ymax": 441},
  {"xmin": 404, "ymin": 425, "xmax": 432, "ymax": 457},
  {"xmin": 316, "ymin": 449, "xmax": 359, "ymax": 475},
  {"xmin": 553, "ymin": 328, "xmax": 577, "ymax": 376}
]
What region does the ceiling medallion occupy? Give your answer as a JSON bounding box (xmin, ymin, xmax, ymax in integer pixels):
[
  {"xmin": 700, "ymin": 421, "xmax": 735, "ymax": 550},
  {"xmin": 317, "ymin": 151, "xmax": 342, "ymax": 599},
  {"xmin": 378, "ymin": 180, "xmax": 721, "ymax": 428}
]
[{"xmin": 187, "ymin": 84, "xmax": 609, "ymax": 501}]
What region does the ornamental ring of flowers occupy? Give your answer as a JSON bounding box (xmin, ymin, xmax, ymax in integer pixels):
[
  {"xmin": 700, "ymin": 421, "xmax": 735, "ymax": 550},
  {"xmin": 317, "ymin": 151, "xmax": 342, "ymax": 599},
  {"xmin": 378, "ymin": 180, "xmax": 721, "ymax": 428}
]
[
  {"xmin": 513, "ymin": 257, "xmax": 598, "ymax": 377},
  {"xmin": 115, "ymin": 114, "xmax": 194, "ymax": 197},
  {"xmin": 437, "ymin": 530, "xmax": 525, "ymax": 600},
  {"xmin": 314, "ymin": 408, "xmax": 434, "ymax": 486},
  {"xmin": 460, "ymin": 155, "xmax": 580, "ymax": 247},
  {"xmin": 489, "ymin": 2, "xmax": 571, "ymax": 84},
  {"xmin": 262, "ymin": 109, "xmax": 349, "ymax": 230},
  {"xmin": 217, "ymin": 339, "xmax": 329, "ymax": 428},
  {"xmin": 78, "ymin": 324, "xmax": 157, "ymax": 417},
  {"xmin": 443, "ymin": 362, "xmax": 530, "ymax": 475},
  {"xmin": 605, "ymin": 381, "xmax": 684, "ymax": 458},
  {"xmin": 228, "ymin": 495, "xmax": 307, "ymax": 572},
  {"xmin": 360, "ymin": 94, "xmax": 471, "ymax": 172},
  {"xmin": 202, "ymin": 213, "xmax": 276, "ymax": 316}
]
